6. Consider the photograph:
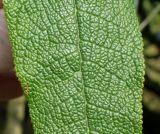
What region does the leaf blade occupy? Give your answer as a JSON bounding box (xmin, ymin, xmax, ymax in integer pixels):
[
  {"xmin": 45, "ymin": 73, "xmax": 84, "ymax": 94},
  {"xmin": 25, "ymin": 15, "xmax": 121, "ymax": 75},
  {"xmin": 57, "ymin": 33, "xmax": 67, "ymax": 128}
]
[{"xmin": 4, "ymin": 0, "xmax": 144, "ymax": 133}]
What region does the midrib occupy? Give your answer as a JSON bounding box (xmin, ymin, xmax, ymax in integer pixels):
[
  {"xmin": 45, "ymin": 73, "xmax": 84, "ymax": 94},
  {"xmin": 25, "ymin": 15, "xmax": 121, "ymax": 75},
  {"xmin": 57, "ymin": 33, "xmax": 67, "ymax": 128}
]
[{"xmin": 73, "ymin": 0, "xmax": 90, "ymax": 133}]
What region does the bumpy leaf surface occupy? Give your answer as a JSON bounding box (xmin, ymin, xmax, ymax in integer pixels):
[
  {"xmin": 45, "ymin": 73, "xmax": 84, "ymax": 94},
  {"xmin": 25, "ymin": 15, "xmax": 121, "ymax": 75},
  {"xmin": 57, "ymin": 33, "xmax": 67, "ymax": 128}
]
[{"xmin": 4, "ymin": 0, "xmax": 144, "ymax": 133}]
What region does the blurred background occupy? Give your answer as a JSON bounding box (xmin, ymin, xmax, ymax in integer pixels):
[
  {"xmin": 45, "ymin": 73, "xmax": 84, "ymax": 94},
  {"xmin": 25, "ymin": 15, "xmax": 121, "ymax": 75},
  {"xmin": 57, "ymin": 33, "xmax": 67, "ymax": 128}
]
[{"xmin": 0, "ymin": 0, "xmax": 160, "ymax": 133}]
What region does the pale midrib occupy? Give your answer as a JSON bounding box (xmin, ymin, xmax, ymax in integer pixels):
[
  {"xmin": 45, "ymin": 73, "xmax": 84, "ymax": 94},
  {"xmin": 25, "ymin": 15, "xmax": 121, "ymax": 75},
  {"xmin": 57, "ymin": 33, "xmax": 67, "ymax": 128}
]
[{"xmin": 73, "ymin": 0, "xmax": 90, "ymax": 133}]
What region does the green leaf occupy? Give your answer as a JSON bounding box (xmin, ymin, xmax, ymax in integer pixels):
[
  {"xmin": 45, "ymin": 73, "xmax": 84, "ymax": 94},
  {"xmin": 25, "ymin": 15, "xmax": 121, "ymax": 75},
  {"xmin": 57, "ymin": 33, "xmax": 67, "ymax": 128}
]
[{"xmin": 4, "ymin": 0, "xmax": 144, "ymax": 133}]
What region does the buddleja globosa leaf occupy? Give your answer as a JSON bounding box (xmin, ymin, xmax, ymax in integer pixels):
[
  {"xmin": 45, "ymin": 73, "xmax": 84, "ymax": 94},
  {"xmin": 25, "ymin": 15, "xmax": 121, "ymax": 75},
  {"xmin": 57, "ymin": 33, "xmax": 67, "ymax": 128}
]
[{"xmin": 4, "ymin": 0, "xmax": 144, "ymax": 133}]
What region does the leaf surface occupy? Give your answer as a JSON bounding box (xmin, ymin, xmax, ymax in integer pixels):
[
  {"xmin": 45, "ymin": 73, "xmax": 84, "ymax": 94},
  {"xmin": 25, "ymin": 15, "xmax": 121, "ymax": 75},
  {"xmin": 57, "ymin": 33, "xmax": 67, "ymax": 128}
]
[{"xmin": 4, "ymin": 0, "xmax": 144, "ymax": 133}]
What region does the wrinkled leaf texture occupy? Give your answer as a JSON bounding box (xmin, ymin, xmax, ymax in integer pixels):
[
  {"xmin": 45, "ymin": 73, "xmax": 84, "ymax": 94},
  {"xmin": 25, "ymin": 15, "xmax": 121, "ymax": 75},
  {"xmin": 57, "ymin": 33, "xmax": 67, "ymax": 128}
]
[{"xmin": 4, "ymin": 0, "xmax": 144, "ymax": 133}]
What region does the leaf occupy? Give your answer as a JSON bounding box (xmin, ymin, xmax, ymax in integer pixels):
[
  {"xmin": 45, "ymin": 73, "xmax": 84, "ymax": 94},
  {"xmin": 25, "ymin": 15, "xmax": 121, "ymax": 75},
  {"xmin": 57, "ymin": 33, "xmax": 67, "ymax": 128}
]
[{"xmin": 4, "ymin": 0, "xmax": 144, "ymax": 133}]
